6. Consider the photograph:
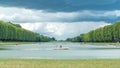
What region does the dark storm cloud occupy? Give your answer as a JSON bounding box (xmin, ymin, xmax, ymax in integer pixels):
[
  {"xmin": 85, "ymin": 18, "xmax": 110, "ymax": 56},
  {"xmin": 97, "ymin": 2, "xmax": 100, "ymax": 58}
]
[{"xmin": 0, "ymin": 0, "xmax": 119, "ymax": 12}]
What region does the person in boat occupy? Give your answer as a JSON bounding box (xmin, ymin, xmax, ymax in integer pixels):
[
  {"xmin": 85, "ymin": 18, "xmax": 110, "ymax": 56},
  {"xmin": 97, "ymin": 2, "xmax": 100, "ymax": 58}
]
[{"xmin": 60, "ymin": 45, "xmax": 62, "ymax": 48}]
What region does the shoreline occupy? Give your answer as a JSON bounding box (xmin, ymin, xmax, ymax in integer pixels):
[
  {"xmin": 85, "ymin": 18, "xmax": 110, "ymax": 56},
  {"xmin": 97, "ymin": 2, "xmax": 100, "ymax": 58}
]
[{"xmin": 0, "ymin": 42, "xmax": 38, "ymax": 45}]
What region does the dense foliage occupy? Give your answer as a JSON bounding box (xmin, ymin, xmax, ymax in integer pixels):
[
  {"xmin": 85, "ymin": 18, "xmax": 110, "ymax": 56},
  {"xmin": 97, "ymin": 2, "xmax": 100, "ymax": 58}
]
[
  {"xmin": 0, "ymin": 21, "xmax": 56, "ymax": 42},
  {"xmin": 66, "ymin": 21, "xmax": 120, "ymax": 42}
]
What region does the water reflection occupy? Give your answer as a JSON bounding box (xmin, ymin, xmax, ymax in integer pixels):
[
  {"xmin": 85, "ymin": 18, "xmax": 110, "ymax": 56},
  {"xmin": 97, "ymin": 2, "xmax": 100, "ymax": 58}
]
[{"xmin": 0, "ymin": 42, "xmax": 120, "ymax": 59}]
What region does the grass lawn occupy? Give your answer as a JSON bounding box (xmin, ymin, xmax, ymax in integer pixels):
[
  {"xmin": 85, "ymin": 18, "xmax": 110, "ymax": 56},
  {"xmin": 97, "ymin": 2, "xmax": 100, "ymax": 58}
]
[{"xmin": 0, "ymin": 59, "xmax": 120, "ymax": 68}]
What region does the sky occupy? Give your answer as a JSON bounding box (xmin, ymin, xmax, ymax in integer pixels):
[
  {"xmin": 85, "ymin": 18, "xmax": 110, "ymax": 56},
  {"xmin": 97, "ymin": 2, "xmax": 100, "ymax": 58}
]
[{"xmin": 0, "ymin": 0, "xmax": 120, "ymax": 40}]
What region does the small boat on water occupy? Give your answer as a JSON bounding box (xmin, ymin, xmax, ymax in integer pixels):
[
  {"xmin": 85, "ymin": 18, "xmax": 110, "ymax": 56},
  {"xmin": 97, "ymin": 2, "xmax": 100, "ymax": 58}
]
[{"xmin": 54, "ymin": 47, "xmax": 69, "ymax": 50}]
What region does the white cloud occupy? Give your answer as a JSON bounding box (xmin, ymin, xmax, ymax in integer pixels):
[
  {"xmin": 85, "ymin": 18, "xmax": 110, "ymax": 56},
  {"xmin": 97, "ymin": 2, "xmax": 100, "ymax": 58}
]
[
  {"xmin": 45, "ymin": 23, "xmax": 66, "ymax": 36},
  {"xmin": 0, "ymin": 6, "xmax": 113, "ymax": 40},
  {"xmin": 0, "ymin": 6, "xmax": 120, "ymax": 23},
  {"xmin": 20, "ymin": 22, "xmax": 110, "ymax": 40},
  {"xmin": 20, "ymin": 23, "xmax": 43, "ymax": 31},
  {"xmin": 0, "ymin": 7, "xmax": 78, "ymax": 23}
]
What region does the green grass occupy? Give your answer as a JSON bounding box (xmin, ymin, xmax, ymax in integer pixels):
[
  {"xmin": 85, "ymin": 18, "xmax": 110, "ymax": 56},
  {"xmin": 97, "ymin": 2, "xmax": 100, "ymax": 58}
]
[{"xmin": 0, "ymin": 59, "xmax": 120, "ymax": 68}]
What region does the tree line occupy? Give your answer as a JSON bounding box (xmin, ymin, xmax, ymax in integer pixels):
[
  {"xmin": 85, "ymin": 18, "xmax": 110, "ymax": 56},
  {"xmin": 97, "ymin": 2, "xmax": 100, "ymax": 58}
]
[
  {"xmin": 0, "ymin": 20, "xmax": 56, "ymax": 42},
  {"xmin": 66, "ymin": 21, "xmax": 120, "ymax": 42}
]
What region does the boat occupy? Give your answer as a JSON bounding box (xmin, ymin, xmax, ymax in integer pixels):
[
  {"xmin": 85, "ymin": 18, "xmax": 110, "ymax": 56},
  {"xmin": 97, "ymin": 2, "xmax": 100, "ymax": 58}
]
[{"xmin": 54, "ymin": 47, "xmax": 69, "ymax": 50}]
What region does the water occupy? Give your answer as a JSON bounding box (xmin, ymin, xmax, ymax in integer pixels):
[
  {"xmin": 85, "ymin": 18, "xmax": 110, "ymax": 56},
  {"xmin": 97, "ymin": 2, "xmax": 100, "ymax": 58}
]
[{"xmin": 0, "ymin": 42, "xmax": 120, "ymax": 59}]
